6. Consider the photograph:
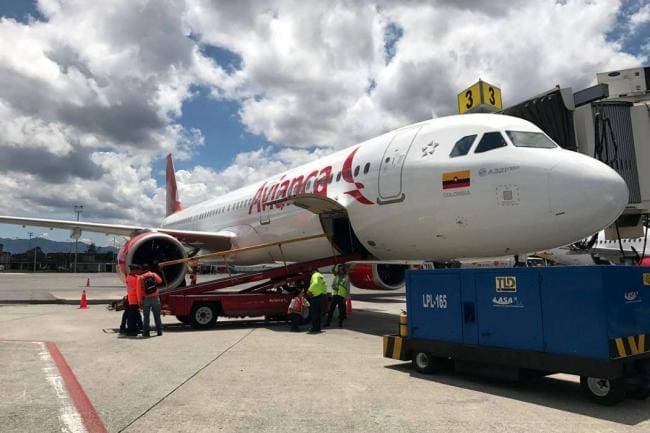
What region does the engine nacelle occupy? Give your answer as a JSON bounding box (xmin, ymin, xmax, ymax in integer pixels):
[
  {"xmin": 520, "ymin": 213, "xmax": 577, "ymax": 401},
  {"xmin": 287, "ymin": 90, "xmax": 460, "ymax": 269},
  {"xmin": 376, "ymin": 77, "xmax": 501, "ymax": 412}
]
[
  {"xmin": 116, "ymin": 232, "xmax": 187, "ymax": 288},
  {"xmin": 347, "ymin": 263, "xmax": 406, "ymax": 290}
]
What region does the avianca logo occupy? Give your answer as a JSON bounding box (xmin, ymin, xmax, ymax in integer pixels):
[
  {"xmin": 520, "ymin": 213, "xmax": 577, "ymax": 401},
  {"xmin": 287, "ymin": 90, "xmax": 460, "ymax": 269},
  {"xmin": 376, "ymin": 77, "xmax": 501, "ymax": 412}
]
[
  {"xmin": 248, "ymin": 147, "xmax": 373, "ymax": 215},
  {"xmin": 341, "ymin": 148, "xmax": 373, "ymax": 205}
]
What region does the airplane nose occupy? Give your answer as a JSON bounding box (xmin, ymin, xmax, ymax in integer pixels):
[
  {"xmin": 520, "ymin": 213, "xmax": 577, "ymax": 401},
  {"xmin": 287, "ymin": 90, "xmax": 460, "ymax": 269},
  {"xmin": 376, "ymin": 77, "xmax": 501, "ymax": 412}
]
[{"xmin": 548, "ymin": 155, "xmax": 628, "ymax": 232}]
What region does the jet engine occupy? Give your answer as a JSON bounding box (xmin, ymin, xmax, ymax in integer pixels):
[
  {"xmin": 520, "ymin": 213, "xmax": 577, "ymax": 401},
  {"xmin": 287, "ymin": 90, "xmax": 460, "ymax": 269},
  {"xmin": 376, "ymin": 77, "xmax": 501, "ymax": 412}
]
[
  {"xmin": 347, "ymin": 263, "xmax": 407, "ymax": 290},
  {"xmin": 116, "ymin": 232, "xmax": 187, "ymax": 288}
]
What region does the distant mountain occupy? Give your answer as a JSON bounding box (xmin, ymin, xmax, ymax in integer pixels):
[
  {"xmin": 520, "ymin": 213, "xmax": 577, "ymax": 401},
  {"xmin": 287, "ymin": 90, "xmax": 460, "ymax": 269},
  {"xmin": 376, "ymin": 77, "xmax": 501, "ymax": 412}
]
[{"xmin": 0, "ymin": 238, "xmax": 117, "ymax": 254}]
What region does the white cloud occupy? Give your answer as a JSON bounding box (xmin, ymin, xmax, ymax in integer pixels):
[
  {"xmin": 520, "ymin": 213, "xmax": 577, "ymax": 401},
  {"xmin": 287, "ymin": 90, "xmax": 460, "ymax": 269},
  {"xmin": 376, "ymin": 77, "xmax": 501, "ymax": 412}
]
[
  {"xmin": 629, "ymin": 3, "xmax": 650, "ymax": 27},
  {"xmin": 187, "ymin": 0, "xmax": 646, "ymax": 150}
]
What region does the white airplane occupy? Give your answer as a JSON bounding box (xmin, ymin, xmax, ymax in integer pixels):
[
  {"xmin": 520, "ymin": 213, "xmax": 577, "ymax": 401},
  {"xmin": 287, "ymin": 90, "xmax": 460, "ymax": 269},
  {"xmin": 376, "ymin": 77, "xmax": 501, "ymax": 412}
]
[{"xmin": 0, "ymin": 114, "xmax": 629, "ymax": 289}]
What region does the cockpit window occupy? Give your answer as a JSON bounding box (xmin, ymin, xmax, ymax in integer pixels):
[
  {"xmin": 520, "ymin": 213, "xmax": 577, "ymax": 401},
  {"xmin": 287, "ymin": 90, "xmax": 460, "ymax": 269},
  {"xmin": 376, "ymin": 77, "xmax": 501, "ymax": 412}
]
[
  {"xmin": 449, "ymin": 134, "xmax": 477, "ymax": 158},
  {"xmin": 474, "ymin": 132, "xmax": 508, "ymax": 153},
  {"xmin": 506, "ymin": 131, "xmax": 557, "ymax": 148}
]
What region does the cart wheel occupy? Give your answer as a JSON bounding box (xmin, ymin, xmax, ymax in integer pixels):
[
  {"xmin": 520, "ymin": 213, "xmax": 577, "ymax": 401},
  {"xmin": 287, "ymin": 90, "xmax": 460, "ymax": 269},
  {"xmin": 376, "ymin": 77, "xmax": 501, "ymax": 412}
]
[
  {"xmin": 176, "ymin": 315, "xmax": 190, "ymax": 325},
  {"xmin": 580, "ymin": 376, "xmax": 627, "ymax": 405},
  {"xmin": 412, "ymin": 351, "xmax": 440, "ymax": 374},
  {"xmin": 190, "ymin": 304, "xmax": 217, "ymax": 329}
]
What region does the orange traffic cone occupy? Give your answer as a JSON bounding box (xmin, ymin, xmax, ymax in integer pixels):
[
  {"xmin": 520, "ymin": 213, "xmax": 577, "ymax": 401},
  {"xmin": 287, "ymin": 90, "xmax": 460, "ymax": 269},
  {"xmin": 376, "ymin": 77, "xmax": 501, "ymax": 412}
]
[
  {"xmin": 86, "ymin": 278, "xmax": 90, "ymax": 287},
  {"xmin": 79, "ymin": 290, "xmax": 88, "ymax": 309},
  {"xmin": 346, "ymin": 298, "xmax": 352, "ymax": 315}
]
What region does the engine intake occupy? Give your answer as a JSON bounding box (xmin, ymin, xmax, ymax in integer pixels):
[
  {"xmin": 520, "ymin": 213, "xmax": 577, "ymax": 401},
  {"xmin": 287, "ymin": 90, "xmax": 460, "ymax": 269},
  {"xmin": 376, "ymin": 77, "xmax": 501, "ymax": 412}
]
[
  {"xmin": 117, "ymin": 232, "xmax": 187, "ymax": 289},
  {"xmin": 347, "ymin": 263, "xmax": 406, "ymax": 290}
]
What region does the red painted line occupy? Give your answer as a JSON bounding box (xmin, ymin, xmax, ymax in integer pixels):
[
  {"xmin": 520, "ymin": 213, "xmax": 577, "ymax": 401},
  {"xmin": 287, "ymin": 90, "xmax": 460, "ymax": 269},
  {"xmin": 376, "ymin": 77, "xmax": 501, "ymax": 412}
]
[{"xmin": 45, "ymin": 341, "xmax": 108, "ymax": 433}]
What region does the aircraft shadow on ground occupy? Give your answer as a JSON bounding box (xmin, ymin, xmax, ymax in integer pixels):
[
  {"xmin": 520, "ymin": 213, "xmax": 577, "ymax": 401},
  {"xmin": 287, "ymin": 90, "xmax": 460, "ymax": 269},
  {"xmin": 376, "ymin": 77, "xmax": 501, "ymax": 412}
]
[
  {"xmin": 349, "ymin": 293, "xmax": 405, "ymax": 304},
  {"xmin": 105, "ymin": 309, "xmax": 399, "ymax": 337},
  {"xmin": 384, "ymin": 363, "xmax": 650, "ymax": 425}
]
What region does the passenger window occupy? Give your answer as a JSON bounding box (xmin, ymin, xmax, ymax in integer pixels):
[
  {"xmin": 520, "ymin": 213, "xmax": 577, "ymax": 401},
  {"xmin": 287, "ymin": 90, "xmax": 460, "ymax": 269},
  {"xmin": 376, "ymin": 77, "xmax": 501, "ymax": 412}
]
[
  {"xmin": 336, "ymin": 171, "xmax": 341, "ymax": 182},
  {"xmin": 474, "ymin": 132, "xmax": 507, "ymax": 153},
  {"xmin": 363, "ymin": 163, "xmax": 370, "ymax": 174},
  {"xmin": 354, "ymin": 166, "xmax": 360, "ymax": 177},
  {"xmin": 449, "ymin": 135, "xmax": 477, "ymax": 158}
]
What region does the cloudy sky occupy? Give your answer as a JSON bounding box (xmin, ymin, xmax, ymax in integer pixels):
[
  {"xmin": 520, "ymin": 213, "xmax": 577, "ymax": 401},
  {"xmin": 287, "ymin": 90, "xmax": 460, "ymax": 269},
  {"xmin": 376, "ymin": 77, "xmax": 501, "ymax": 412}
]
[{"xmin": 0, "ymin": 0, "xmax": 647, "ymax": 246}]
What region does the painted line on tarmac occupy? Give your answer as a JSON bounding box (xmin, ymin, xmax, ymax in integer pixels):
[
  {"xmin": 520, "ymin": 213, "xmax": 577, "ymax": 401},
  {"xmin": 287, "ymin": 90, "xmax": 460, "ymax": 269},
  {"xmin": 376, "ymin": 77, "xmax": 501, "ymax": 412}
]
[
  {"xmin": 39, "ymin": 341, "xmax": 108, "ymax": 433},
  {"xmin": 117, "ymin": 328, "xmax": 257, "ymax": 432}
]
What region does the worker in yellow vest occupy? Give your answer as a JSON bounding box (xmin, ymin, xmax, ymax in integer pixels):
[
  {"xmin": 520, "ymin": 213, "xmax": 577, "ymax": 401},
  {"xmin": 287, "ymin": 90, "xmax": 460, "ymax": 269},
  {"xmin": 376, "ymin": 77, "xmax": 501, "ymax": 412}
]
[
  {"xmin": 326, "ymin": 264, "xmax": 349, "ymax": 327},
  {"xmin": 306, "ymin": 269, "xmax": 327, "ymax": 333}
]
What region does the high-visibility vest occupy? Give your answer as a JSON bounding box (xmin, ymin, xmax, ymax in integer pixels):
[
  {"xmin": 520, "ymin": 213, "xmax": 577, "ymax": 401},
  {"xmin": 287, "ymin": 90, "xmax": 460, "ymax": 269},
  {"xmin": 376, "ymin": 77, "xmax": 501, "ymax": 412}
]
[
  {"xmin": 333, "ymin": 276, "xmax": 348, "ymax": 298},
  {"xmin": 308, "ymin": 271, "xmax": 326, "ymax": 297},
  {"xmin": 126, "ymin": 274, "xmax": 139, "ymax": 304}
]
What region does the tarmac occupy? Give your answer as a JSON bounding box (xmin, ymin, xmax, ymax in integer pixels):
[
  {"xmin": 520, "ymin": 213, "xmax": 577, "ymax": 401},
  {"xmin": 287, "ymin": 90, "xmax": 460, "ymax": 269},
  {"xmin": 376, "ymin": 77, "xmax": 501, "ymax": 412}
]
[{"xmin": 0, "ymin": 272, "xmax": 649, "ymax": 432}]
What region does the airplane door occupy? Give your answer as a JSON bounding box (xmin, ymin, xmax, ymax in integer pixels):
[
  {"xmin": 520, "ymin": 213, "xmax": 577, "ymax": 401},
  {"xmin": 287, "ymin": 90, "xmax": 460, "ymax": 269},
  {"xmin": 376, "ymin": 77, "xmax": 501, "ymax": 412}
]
[{"xmin": 377, "ymin": 126, "xmax": 421, "ymax": 204}]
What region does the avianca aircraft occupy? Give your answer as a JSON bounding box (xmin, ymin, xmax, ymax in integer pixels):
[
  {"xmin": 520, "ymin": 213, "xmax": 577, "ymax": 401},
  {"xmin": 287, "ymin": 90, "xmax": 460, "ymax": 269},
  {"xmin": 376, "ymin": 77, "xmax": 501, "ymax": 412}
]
[{"xmin": 0, "ymin": 114, "xmax": 628, "ymax": 290}]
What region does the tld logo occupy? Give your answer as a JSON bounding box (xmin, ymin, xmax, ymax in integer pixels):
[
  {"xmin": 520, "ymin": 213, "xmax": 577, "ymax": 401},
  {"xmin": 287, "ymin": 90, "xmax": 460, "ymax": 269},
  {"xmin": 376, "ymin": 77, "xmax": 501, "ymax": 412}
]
[{"xmin": 496, "ymin": 276, "xmax": 517, "ymax": 292}]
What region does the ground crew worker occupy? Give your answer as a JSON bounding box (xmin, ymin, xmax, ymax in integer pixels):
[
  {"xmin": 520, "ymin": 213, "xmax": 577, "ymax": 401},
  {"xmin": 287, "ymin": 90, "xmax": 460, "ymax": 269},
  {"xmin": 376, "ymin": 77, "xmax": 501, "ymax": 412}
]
[
  {"xmin": 189, "ymin": 259, "xmax": 199, "ymax": 285},
  {"xmin": 326, "ymin": 264, "xmax": 349, "ymax": 327},
  {"xmin": 123, "ymin": 265, "xmax": 143, "ymax": 336},
  {"xmin": 137, "ymin": 265, "xmax": 164, "ymax": 337},
  {"xmin": 306, "ymin": 269, "xmax": 327, "ymax": 333},
  {"xmin": 287, "ymin": 289, "xmax": 310, "ymax": 332}
]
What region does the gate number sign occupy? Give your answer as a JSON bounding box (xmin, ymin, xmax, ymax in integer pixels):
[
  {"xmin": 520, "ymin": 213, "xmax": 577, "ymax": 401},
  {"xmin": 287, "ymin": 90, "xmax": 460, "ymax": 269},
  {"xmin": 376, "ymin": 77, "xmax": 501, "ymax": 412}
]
[{"xmin": 457, "ymin": 80, "xmax": 502, "ymax": 114}]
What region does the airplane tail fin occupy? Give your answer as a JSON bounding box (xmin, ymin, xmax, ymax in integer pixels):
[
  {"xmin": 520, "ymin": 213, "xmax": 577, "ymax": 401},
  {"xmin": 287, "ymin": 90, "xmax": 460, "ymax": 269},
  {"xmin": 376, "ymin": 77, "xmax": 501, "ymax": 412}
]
[{"xmin": 166, "ymin": 153, "xmax": 182, "ymax": 216}]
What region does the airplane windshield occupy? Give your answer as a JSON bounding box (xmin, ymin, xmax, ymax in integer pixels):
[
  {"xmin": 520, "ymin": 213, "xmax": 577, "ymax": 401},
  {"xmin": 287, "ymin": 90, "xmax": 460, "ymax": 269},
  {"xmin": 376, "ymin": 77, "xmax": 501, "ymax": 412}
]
[{"xmin": 506, "ymin": 131, "xmax": 557, "ymax": 148}]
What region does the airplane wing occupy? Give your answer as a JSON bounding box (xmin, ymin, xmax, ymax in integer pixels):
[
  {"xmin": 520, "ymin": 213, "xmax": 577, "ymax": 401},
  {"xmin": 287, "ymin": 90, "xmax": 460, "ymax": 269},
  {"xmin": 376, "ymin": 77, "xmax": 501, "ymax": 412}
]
[{"xmin": 0, "ymin": 215, "xmax": 234, "ymax": 251}]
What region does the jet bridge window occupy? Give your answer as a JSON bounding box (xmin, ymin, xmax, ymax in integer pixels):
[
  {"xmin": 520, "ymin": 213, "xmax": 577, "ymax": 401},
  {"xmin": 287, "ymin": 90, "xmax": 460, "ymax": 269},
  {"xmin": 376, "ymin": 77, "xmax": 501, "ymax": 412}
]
[
  {"xmin": 474, "ymin": 132, "xmax": 507, "ymax": 153},
  {"xmin": 449, "ymin": 135, "xmax": 477, "ymax": 158},
  {"xmin": 506, "ymin": 131, "xmax": 557, "ymax": 148}
]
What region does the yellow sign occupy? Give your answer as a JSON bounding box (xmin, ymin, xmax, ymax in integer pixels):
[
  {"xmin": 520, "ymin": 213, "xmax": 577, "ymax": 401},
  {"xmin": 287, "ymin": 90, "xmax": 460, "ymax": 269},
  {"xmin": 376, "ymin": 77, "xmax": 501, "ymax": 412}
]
[
  {"xmin": 457, "ymin": 80, "xmax": 503, "ymax": 113},
  {"xmin": 481, "ymin": 81, "xmax": 502, "ymax": 110},
  {"xmin": 495, "ymin": 276, "xmax": 517, "ymax": 292},
  {"xmin": 644, "ymin": 273, "xmax": 650, "ymax": 286},
  {"xmin": 458, "ymin": 82, "xmax": 481, "ymax": 114}
]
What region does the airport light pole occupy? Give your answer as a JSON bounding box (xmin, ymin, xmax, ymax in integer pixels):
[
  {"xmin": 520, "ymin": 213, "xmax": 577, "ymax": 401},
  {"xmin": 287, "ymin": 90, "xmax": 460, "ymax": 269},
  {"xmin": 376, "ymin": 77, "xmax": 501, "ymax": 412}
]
[
  {"xmin": 73, "ymin": 205, "xmax": 83, "ymax": 273},
  {"xmin": 28, "ymin": 232, "xmax": 35, "ymax": 272}
]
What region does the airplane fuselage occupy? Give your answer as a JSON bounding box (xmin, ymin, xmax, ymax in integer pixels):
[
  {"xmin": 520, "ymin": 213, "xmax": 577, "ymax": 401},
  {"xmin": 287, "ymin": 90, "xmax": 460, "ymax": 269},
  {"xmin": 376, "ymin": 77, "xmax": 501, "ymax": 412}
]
[{"xmin": 161, "ymin": 114, "xmax": 628, "ymax": 264}]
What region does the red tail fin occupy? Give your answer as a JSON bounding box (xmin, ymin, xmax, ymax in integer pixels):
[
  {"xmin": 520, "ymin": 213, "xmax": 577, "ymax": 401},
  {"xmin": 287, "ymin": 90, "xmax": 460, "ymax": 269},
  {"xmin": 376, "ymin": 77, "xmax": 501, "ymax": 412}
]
[{"xmin": 166, "ymin": 154, "xmax": 182, "ymax": 216}]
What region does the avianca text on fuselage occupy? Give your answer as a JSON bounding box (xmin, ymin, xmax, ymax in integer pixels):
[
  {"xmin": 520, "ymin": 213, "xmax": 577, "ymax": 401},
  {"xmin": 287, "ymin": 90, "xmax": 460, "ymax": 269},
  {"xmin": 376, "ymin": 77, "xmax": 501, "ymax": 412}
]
[{"xmin": 248, "ymin": 147, "xmax": 373, "ymax": 215}]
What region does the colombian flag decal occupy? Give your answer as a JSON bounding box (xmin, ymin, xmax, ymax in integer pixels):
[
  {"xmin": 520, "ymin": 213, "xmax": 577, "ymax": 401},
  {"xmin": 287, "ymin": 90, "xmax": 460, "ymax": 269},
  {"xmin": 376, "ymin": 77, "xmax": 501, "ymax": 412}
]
[{"xmin": 442, "ymin": 170, "xmax": 471, "ymax": 190}]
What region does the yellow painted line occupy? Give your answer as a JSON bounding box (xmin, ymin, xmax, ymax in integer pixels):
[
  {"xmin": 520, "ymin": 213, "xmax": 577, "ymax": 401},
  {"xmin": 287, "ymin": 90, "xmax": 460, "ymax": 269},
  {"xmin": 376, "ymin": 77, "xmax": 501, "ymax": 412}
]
[
  {"xmin": 392, "ymin": 337, "xmax": 403, "ymax": 360},
  {"xmin": 627, "ymin": 336, "xmax": 640, "ymax": 355},
  {"xmin": 615, "ymin": 338, "xmax": 627, "ymax": 357},
  {"xmin": 639, "ymin": 334, "xmax": 646, "ymax": 353}
]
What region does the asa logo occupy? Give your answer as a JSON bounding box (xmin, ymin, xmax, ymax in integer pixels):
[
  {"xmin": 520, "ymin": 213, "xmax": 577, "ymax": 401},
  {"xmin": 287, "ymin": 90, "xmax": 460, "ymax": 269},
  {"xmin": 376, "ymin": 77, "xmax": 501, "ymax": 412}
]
[
  {"xmin": 492, "ymin": 296, "xmax": 523, "ymax": 308},
  {"xmin": 624, "ymin": 291, "xmax": 641, "ymax": 303},
  {"xmin": 495, "ymin": 276, "xmax": 517, "ymax": 292}
]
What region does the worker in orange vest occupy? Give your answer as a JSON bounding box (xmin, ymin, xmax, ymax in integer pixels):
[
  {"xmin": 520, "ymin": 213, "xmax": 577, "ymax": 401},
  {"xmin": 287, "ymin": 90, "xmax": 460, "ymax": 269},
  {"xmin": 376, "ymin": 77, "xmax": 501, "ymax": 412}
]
[
  {"xmin": 123, "ymin": 264, "xmax": 143, "ymax": 336},
  {"xmin": 137, "ymin": 264, "xmax": 164, "ymax": 337}
]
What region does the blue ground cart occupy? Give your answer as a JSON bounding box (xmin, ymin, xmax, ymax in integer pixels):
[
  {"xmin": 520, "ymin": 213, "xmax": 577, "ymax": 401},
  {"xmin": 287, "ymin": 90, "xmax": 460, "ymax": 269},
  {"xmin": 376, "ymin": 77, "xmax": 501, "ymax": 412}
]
[{"xmin": 383, "ymin": 266, "xmax": 650, "ymax": 405}]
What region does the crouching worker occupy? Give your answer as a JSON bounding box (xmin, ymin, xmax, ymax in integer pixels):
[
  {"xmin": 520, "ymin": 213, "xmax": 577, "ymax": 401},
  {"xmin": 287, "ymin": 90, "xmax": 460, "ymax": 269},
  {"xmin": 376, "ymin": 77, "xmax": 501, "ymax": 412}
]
[
  {"xmin": 287, "ymin": 290, "xmax": 310, "ymax": 332},
  {"xmin": 137, "ymin": 265, "xmax": 164, "ymax": 337}
]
